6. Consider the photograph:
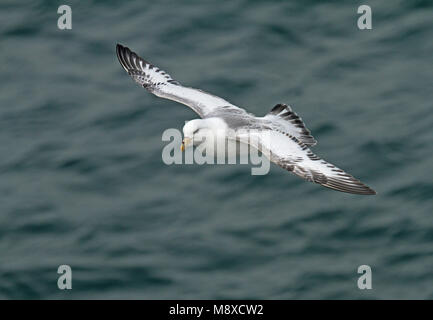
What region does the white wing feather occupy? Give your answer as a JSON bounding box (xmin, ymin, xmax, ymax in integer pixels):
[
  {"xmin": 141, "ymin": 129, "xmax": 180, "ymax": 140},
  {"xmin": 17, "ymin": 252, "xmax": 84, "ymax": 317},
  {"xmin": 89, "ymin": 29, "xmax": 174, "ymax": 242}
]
[
  {"xmin": 237, "ymin": 130, "xmax": 376, "ymax": 195},
  {"xmin": 116, "ymin": 44, "xmax": 240, "ymax": 118}
]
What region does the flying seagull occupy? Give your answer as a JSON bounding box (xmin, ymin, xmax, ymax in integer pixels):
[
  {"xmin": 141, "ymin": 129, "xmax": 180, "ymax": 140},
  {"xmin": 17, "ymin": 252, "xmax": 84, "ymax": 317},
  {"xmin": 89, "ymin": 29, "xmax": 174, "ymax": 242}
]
[{"xmin": 116, "ymin": 44, "xmax": 376, "ymax": 195}]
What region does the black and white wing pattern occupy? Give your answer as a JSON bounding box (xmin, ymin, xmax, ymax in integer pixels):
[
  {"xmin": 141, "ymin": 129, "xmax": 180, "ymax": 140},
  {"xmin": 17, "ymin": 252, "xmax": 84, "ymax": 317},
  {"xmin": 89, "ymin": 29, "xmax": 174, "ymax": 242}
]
[
  {"xmin": 116, "ymin": 44, "xmax": 242, "ymax": 118},
  {"xmin": 263, "ymin": 104, "xmax": 317, "ymax": 146},
  {"xmin": 238, "ymin": 130, "xmax": 376, "ymax": 195}
]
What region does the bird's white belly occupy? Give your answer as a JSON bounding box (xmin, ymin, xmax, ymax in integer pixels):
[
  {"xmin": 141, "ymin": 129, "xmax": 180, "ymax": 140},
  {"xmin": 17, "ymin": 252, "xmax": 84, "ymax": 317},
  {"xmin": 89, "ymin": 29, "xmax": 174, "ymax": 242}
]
[{"xmin": 196, "ymin": 132, "xmax": 250, "ymax": 159}]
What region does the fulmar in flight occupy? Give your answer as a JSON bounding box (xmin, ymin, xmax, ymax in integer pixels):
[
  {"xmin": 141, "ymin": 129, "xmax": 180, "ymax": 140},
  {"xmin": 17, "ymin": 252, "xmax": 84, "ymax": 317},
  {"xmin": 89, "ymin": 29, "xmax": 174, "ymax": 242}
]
[{"xmin": 116, "ymin": 44, "xmax": 376, "ymax": 195}]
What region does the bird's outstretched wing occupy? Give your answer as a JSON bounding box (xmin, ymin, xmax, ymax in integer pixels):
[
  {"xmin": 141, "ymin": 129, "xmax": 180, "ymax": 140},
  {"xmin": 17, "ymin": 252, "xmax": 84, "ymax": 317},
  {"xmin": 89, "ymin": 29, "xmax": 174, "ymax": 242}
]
[
  {"xmin": 116, "ymin": 44, "xmax": 242, "ymax": 118},
  {"xmin": 238, "ymin": 130, "xmax": 376, "ymax": 195}
]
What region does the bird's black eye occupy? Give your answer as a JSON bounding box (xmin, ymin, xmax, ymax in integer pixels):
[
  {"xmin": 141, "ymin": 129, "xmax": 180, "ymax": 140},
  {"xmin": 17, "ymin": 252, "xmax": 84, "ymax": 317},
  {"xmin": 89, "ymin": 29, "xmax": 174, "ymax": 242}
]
[{"xmin": 193, "ymin": 129, "xmax": 199, "ymax": 134}]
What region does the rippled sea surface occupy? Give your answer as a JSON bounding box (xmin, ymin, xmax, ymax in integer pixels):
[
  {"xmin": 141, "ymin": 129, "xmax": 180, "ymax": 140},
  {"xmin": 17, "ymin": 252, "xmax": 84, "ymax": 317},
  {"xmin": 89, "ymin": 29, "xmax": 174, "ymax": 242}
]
[{"xmin": 0, "ymin": 0, "xmax": 432, "ymax": 299}]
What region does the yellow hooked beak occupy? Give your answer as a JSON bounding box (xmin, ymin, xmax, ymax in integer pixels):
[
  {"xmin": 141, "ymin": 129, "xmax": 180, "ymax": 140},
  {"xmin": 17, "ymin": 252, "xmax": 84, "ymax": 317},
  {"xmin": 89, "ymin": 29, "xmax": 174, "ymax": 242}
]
[{"xmin": 181, "ymin": 137, "xmax": 192, "ymax": 152}]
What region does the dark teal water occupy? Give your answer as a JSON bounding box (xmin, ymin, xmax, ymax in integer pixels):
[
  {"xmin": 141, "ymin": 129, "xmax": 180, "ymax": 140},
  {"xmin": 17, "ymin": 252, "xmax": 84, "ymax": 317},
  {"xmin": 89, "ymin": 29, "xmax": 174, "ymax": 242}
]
[{"xmin": 0, "ymin": 0, "xmax": 432, "ymax": 299}]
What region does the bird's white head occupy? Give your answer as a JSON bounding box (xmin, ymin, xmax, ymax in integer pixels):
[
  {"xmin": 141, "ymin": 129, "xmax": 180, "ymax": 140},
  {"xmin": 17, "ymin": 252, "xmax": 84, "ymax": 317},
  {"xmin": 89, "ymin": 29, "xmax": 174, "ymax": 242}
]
[
  {"xmin": 181, "ymin": 118, "xmax": 227, "ymax": 151},
  {"xmin": 181, "ymin": 119, "xmax": 206, "ymax": 151}
]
